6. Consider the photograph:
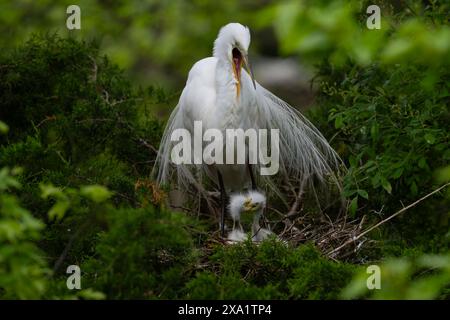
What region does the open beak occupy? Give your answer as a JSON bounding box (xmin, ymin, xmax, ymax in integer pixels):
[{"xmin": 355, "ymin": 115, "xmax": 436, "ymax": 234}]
[
  {"xmin": 243, "ymin": 198, "xmax": 253, "ymax": 212},
  {"xmin": 243, "ymin": 54, "xmax": 256, "ymax": 90}
]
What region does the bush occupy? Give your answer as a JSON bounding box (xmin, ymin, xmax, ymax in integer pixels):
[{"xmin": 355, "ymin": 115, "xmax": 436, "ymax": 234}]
[
  {"xmin": 83, "ymin": 206, "xmax": 199, "ymax": 299},
  {"xmin": 0, "ymin": 34, "xmax": 163, "ymax": 203},
  {"xmin": 0, "ymin": 34, "xmax": 165, "ymax": 275},
  {"xmin": 1, "ymin": 11, "xmax": 447, "ymax": 298},
  {"xmin": 262, "ymin": 0, "xmax": 450, "ymax": 254},
  {"xmin": 185, "ymin": 242, "xmax": 356, "ymax": 299},
  {"xmin": 341, "ymin": 253, "xmax": 450, "ymax": 299},
  {"xmin": 0, "ymin": 167, "xmax": 48, "ymax": 299}
]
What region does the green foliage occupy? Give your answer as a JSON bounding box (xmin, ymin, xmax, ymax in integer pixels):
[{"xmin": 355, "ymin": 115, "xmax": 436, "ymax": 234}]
[
  {"xmin": 185, "ymin": 242, "xmax": 356, "ymax": 299},
  {"xmin": 0, "ymin": 0, "xmax": 272, "ymax": 88},
  {"xmin": 0, "ymin": 33, "xmax": 165, "ymax": 271},
  {"xmin": 255, "ymin": 1, "xmax": 450, "ymax": 224},
  {"xmin": 0, "ymin": 34, "xmax": 166, "ymax": 299},
  {"xmin": 290, "ymin": 1, "xmax": 450, "ymax": 256},
  {"xmin": 258, "ymin": 0, "xmax": 450, "ymax": 67},
  {"xmin": 0, "ymin": 34, "xmax": 162, "ymax": 172},
  {"xmin": 0, "ymin": 121, "xmax": 8, "ymax": 135},
  {"xmin": 0, "ymin": 167, "xmax": 48, "ymax": 299},
  {"xmin": 0, "ymin": 1, "xmax": 448, "ymax": 299},
  {"xmin": 315, "ymin": 63, "xmax": 449, "ymax": 216},
  {"xmin": 83, "ymin": 206, "xmax": 199, "ymax": 299},
  {"xmin": 0, "ymin": 165, "xmax": 114, "ymax": 299},
  {"xmin": 341, "ymin": 254, "xmax": 450, "ymax": 299}
]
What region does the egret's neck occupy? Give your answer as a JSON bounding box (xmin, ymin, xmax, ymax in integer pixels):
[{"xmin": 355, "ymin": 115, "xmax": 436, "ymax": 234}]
[
  {"xmin": 215, "ymin": 59, "xmax": 239, "ymax": 97},
  {"xmin": 214, "ymin": 59, "xmax": 242, "ymax": 127}
]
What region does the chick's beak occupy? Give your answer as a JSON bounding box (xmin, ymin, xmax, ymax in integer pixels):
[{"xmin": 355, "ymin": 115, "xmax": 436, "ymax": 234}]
[
  {"xmin": 243, "ymin": 198, "xmax": 253, "ymax": 212},
  {"xmin": 243, "ymin": 54, "xmax": 256, "ymax": 90}
]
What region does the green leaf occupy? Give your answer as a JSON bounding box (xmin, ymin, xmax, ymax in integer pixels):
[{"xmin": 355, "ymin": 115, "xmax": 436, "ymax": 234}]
[
  {"xmin": 382, "ymin": 38, "xmax": 413, "ymax": 63},
  {"xmin": 80, "ymin": 185, "xmax": 112, "ymax": 203},
  {"xmin": 371, "ymin": 173, "xmax": 381, "ymax": 187},
  {"xmin": 340, "ymin": 271, "xmax": 370, "ymax": 299},
  {"xmin": 418, "ymin": 158, "xmax": 427, "ymax": 169},
  {"xmin": 0, "ymin": 121, "xmax": 9, "ymax": 134},
  {"xmin": 48, "ymin": 200, "xmax": 70, "ymax": 221},
  {"xmin": 77, "ymin": 289, "xmax": 106, "ymax": 300},
  {"xmin": 424, "ymin": 133, "xmax": 436, "ymax": 144},
  {"xmin": 357, "ymin": 189, "xmax": 369, "ymax": 200},
  {"xmin": 334, "ymin": 114, "xmax": 344, "ymax": 129},
  {"xmin": 343, "ymin": 189, "xmax": 357, "ymax": 197},
  {"xmin": 392, "ymin": 168, "xmax": 404, "ymax": 179},
  {"xmin": 418, "ymin": 254, "xmax": 450, "ymax": 269},
  {"xmin": 381, "ymin": 179, "xmax": 392, "ymax": 194},
  {"xmin": 40, "ymin": 184, "xmax": 64, "ymax": 199},
  {"xmin": 370, "ymin": 123, "xmax": 379, "ymax": 141},
  {"xmin": 0, "ymin": 167, "xmax": 21, "ymax": 190},
  {"xmin": 348, "ymin": 155, "xmax": 357, "ymax": 167},
  {"xmin": 435, "ymin": 166, "xmax": 450, "ymax": 183},
  {"xmin": 298, "ymin": 32, "xmax": 329, "ymax": 52},
  {"xmin": 410, "ymin": 181, "xmax": 418, "ymax": 195},
  {"xmin": 349, "ymin": 196, "xmax": 358, "ymax": 216}
]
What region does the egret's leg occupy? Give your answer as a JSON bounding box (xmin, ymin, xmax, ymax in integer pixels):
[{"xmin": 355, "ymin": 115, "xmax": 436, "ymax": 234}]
[{"xmin": 217, "ymin": 170, "xmax": 227, "ymax": 238}]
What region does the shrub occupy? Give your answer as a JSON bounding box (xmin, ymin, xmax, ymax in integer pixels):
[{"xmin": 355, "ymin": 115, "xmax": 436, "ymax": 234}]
[
  {"xmin": 82, "ymin": 206, "xmax": 199, "ymax": 299},
  {"xmin": 185, "ymin": 241, "xmax": 357, "ymax": 299},
  {"xmin": 0, "ymin": 167, "xmax": 48, "ymax": 299},
  {"xmin": 0, "ymin": 34, "xmax": 165, "ymax": 277}
]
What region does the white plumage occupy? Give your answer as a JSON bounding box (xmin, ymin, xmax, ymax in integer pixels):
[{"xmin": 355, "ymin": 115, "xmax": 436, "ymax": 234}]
[
  {"xmin": 246, "ymin": 191, "xmax": 273, "ymax": 242},
  {"xmin": 227, "ymin": 194, "xmax": 248, "ymax": 243},
  {"xmin": 228, "ymin": 194, "xmax": 249, "ymax": 224},
  {"xmin": 153, "ymin": 23, "xmax": 341, "ymax": 235},
  {"xmin": 227, "ymin": 229, "xmax": 247, "ymax": 243},
  {"xmin": 227, "ymin": 191, "xmax": 273, "ymax": 243}
]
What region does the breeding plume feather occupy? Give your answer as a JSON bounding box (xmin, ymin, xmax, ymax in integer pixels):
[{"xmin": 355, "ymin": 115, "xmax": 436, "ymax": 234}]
[{"xmin": 152, "ymin": 23, "xmax": 341, "ymax": 235}]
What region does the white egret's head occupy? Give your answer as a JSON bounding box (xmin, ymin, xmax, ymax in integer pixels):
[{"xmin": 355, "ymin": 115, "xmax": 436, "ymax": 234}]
[
  {"xmin": 228, "ymin": 191, "xmax": 266, "ymax": 221},
  {"xmin": 213, "ymin": 23, "xmax": 256, "ymax": 90},
  {"xmin": 244, "ymin": 191, "xmax": 266, "ymax": 213},
  {"xmin": 228, "ymin": 194, "xmax": 248, "ymax": 221}
]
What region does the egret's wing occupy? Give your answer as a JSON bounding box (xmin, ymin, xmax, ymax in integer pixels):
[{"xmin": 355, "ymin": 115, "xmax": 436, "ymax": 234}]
[
  {"xmin": 152, "ymin": 103, "xmax": 203, "ymax": 192},
  {"xmin": 254, "ymin": 84, "xmax": 343, "ymax": 194}
]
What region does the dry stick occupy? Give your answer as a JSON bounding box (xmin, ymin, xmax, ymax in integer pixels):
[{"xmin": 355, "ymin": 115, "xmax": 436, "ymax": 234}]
[
  {"xmin": 327, "ymin": 182, "xmax": 450, "ymax": 256},
  {"xmin": 286, "ymin": 177, "xmax": 308, "ymax": 217}
]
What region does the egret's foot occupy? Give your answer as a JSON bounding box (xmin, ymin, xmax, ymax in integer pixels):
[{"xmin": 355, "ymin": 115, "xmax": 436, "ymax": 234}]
[{"xmin": 226, "ymin": 229, "xmax": 247, "ymax": 244}]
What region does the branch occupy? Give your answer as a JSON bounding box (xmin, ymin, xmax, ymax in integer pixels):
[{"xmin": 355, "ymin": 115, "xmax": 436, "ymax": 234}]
[{"xmin": 327, "ymin": 182, "xmax": 450, "ymax": 256}]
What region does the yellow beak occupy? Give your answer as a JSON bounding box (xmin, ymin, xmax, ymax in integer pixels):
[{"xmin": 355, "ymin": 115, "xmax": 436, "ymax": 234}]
[{"xmin": 243, "ymin": 54, "xmax": 256, "ymax": 90}]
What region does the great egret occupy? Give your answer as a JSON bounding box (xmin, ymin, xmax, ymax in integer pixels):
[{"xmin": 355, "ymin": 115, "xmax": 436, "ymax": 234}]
[
  {"xmin": 227, "ymin": 191, "xmax": 272, "ymax": 243},
  {"xmin": 246, "ymin": 191, "xmax": 274, "ymax": 242},
  {"xmin": 227, "ymin": 194, "xmax": 247, "ymax": 242},
  {"xmin": 153, "ymin": 23, "xmax": 341, "ymax": 237},
  {"xmin": 228, "ymin": 194, "xmax": 248, "ymax": 233}
]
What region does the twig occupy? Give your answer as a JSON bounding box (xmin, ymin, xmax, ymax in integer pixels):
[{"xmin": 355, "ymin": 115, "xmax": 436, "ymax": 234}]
[
  {"xmin": 286, "ymin": 178, "xmax": 307, "ymax": 217},
  {"xmin": 137, "ymin": 137, "xmax": 158, "ymax": 153},
  {"xmin": 36, "ymin": 115, "xmax": 56, "ymax": 128},
  {"xmin": 327, "ymin": 182, "xmax": 450, "ymax": 256}
]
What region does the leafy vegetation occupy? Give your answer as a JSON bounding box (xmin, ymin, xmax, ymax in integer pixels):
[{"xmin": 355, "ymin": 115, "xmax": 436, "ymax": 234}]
[{"xmin": 0, "ymin": 0, "xmax": 449, "ymax": 299}]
